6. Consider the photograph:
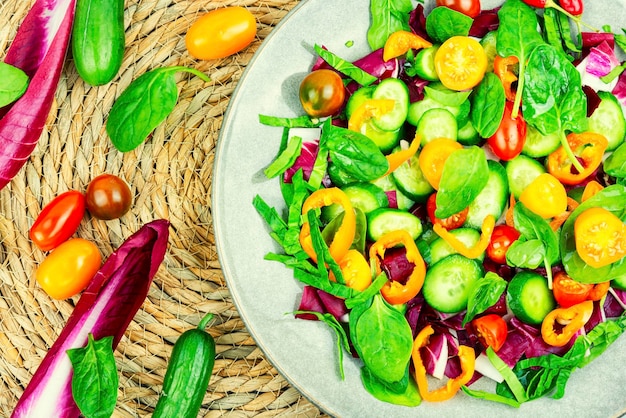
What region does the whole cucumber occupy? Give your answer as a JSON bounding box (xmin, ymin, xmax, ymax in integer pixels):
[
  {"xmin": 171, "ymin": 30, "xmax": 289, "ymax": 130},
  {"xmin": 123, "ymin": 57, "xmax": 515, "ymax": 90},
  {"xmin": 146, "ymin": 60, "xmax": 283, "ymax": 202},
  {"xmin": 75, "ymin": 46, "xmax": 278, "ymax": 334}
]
[
  {"xmin": 72, "ymin": 0, "xmax": 125, "ymax": 86},
  {"xmin": 152, "ymin": 313, "xmax": 216, "ymax": 418}
]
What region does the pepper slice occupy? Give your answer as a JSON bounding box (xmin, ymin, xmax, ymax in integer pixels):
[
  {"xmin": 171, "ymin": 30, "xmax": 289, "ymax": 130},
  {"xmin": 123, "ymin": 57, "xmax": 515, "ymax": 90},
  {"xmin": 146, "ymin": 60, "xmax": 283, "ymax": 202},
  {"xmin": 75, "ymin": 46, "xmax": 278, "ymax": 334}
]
[
  {"xmin": 347, "ymin": 99, "xmax": 395, "ymax": 132},
  {"xmin": 546, "ymin": 132, "xmax": 609, "ymax": 186},
  {"xmin": 384, "ymin": 134, "xmax": 421, "ymax": 176},
  {"xmin": 541, "ymin": 300, "xmax": 593, "ymax": 347},
  {"xmin": 493, "ymin": 55, "xmax": 518, "ymax": 102},
  {"xmin": 412, "ymin": 325, "xmax": 476, "ymax": 402},
  {"xmin": 369, "ymin": 229, "xmax": 425, "ymax": 305},
  {"xmin": 300, "ymin": 188, "xmax": 356, "ymax": 263},
  {"xmin": 432, "ymin": 214, "xmax": 496, "ymax": 259},
  {"xmin": 383, "ymin": 30, "xmax": 432, "ymax": 62}
]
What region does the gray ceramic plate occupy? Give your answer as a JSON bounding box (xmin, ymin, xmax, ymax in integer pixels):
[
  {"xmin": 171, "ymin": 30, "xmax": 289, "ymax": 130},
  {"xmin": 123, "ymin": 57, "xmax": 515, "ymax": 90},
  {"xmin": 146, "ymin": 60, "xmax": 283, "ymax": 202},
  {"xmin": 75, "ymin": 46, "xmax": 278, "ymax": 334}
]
[{"xmin": 213, "ymin": 1, "xmax": 626, "ymax": 416}]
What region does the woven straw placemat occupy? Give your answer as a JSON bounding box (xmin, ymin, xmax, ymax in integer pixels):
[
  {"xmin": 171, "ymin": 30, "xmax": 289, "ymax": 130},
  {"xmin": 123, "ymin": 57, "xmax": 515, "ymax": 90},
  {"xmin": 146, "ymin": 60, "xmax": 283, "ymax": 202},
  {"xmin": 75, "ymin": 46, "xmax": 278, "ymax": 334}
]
[{"xmin": 0, "ymin": 0, "xmax": 327, "ymax": 416}]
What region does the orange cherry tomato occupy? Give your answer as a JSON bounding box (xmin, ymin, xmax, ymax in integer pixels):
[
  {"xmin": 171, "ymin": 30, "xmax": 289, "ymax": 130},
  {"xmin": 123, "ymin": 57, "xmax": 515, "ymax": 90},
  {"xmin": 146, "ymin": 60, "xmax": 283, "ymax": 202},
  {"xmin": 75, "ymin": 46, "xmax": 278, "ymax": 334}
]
[
  {"xmin": 299, "ymin": 69, "xmax": 346, "ymax": 118},
  {"xmin": 436, "ymin": 0, "xmax": 482, "ymax": 18},
  {"xmin": 470, "ymin": 314, "xmax": 507, "ymax": 352},
  {"xmin": 418, "ymin": 137, "xmax": 463, "ymax": 190},
  {"xmin": 574, "ymin": 207, "xmax": 626, "ymax": 268},
  {"xmin": 486, "ymin": 224, "xmax": 520, "ymax": 264},
  {"xmin": 518, "ymin": 173, "xmax": 568, "ymax": 219},
  {"xmin": 29, "ymin": 190, "xmax": 85, "ymax": 251},
  {"xmin": 552, "ymin": 271, "xmax": 593, "ymax": 308},
  {"xmin": 434, "ymin": 36, "xmax": 487, "ymax": 91},
  {"xmin": 85, "ymin": 174, "xmax": 133, "ymax": 220},
  {"xmin": 185, "ymin": 7, "xmax": 257, "ymax": 60},
  {"xmin": 426, "ymin": 192, "xmax": 468, "ymax": 230},
  {"xmin": 35, "ymin": 238, "xmax": 102, "ymax": 300}
]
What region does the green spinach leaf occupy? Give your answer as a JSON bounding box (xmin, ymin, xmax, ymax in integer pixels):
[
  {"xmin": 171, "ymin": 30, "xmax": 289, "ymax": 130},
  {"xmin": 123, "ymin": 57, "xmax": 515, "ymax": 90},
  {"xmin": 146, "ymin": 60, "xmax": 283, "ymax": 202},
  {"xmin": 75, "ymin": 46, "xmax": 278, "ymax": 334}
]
[
  {"xmin": 425, "ymin": 6, "xmax": 473, "ymax": 44},
  {"xmin": 0, "ymin": 62, "xmax": 29, "ymax": 108},
  {"xmin": 67, "ymin": 334, "xmax": 118, "ymax": 418},
  {"xmin": 106, "ymin": 66, "xmax": 210, "ymax": 152},
  {"xmin": 435, "ymin": 146, "xmax": 489, "ymax": 219},
  {"xmin": 604, "ymin": 141, "xmax": 626, "ymax": 178},
  {"xmin": 470, "ymin": 72, "xmax": 506, "ymax": 138},
  {"xmin": 367, "ymin": 0, "xmax": 413, "ymax": 50},
  {"xmin": 361, "ymin": 366, "xmax": 422, "ymax": 407},
  {"xmin": 463, "ymin": 272, "xmax": 507, "ymax": 326},
  {"xmin": 505, "ymin": 239, "xmax": 546, "ymax": 269}
]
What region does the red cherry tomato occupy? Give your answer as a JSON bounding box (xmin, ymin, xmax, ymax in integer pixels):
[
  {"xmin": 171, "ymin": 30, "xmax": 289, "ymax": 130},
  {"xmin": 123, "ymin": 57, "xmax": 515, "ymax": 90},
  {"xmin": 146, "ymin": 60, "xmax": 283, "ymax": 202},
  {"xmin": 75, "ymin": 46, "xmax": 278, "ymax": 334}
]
[
  {"xmin": 185, "ymin": 7, "xmax": 257, "ymax": 60},
  {"xmin": 487, "ymin": 101, "xmax": 527, "ymax": 161},
  {"xmin": 436, "ymin": 0, "xmax": 482, "ymax": 18},
  {"xmin": 29, "ymin": 190, "xmax": 86, "ymax": 251},
  {"xmin": 85, "ymin": 174, "xmax": 133, "ymax": 220},
  {"xmin": 552, "ymin": 271, "xmax": 593, "ymax": 308},
  {"xmin": 299, "ymin": 69, "xmax": 346, "ymax": 118},
  {"xmin": 426, "ymin": 192, "xmax": 468, "ymax": 230},
  {"xmin": 35, "ymin": 238, "xmax": 102, "ymax": 300},
  {"xmin": 470, "ymin": 314, "xmax": 508, "ymax": 352},
  {"xmin": 486, "ymin": 224, "xmax": 521, "ymax": 264}
]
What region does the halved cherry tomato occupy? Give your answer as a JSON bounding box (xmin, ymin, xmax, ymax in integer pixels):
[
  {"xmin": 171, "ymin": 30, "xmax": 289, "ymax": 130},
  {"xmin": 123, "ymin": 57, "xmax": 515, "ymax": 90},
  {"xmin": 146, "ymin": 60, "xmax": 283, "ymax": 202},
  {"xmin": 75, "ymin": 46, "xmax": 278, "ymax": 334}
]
[
  {"xmin": 299, "ymin": 69, "xmax": 346, "ymax": 118},
  {"xmin": 434, "ymin": 36, "xmax": 487, "ymax": 91},
  {"xmin": 486, "ymin": 224, "xmax": 520, "ymax": 264},
  {"xmin": 487, "ymin": 101, "xmax": 526, "ymax": 161},
  {"xmin": 86, "ymin": 174, "xmax": 133, "ymax": 220},
  {"xmin": 436, "ymin": 0, "xmax": 482, "ymax": 18},
  {"xmin": 552, "ymin": 271, "xmax": 593, "ymax": 308},
  {"xmin": 575, "ymin": 207, "xmax": 626, "ymax": 268},
  {"xmin": 185, "ymin": 7, "xmax": 257, "ymax": 60},
  {"xmin": 35, "ymin": 238, "xmax": 102, "ymax": 300},
  {"xmin": 470, "ymin": 314, "xmax": 507, "ymax": 352},
  {"xmin": 29, "ymin": 190, "xmax": 86, "ymax": 251},
  {"xmin": 418, "ymin": 137, "xmax": 463, "ymax": 190},
  {"xmin": 426, "ymin": 192, "xmax": 468, "ymax": 230},
  {"xmin": 519, "ymin": 173, "xmax": 568, "ymax": 219}
]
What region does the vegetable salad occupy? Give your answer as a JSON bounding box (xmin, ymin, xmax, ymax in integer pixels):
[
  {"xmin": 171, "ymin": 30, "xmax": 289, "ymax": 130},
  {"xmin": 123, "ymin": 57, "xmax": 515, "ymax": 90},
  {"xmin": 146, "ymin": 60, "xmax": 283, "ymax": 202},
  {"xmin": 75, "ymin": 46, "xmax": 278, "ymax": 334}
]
[{"xmin": 254, "ymin": 0, "xmax": 626, "ymax": 409}]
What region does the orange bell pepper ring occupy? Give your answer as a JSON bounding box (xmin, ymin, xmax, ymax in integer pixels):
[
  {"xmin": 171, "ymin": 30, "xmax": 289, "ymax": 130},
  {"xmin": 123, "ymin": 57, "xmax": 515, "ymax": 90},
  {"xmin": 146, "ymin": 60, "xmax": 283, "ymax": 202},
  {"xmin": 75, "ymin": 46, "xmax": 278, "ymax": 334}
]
[
  {"xmin": 299, "ymin": 188, "xmax": 356, "ymax": 263},
  {"xmin": 581, "ymin": 180, "xmax": 604, "ymax": 202},
  {"xmin": 433, "ymin": 214, "xmax": 496, "ymax": 259},
  {"xmin": 541, "ymin": 300, "xmax": 594, "ymax": 347},
  {"xmin": 383, "ymin": 30, "xmax": 432, "ymax": 62},
  {"xmin": 588, "ymin": 281, "xmax": 611, "ymax": 301},
  {"xmin": 412, "ymin": 325, "xmax": 475, "ymax": 402},
  {"xmin": 369, "ymin": 229, "xmax": 426, "ymax": 305},
  {"xmin": 546, "ymin": 132, "xmax": 608, "ymax": 186},
  {"xmin": 493, "ymin": 55, "xmax": 518, "ymax": 102},
  {"xmin": 347, "ymin": 99, "xmax": 395, "ymax": 132},
  {"xmin": 383, "ymin": 133, "xmax": 422, "ymax": 176},
  {"xmin": 333, "ymin": 249, "xmax": 372, "ymax": 291}
]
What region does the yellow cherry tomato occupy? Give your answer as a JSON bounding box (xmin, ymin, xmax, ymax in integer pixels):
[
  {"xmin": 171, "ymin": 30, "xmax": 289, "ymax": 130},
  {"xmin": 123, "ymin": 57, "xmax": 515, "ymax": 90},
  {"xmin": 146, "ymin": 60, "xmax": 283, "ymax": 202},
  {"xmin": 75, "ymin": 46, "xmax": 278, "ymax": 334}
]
[
  {"xmin": 185, "ymin": 7, "xmax": 257, "ymax": 60},
  {"xmin": 35, "ymin": 238, "xmax": 102, "ymax": 300},
  {"xmin": 575, "ymin": 207, "xmax": 626, "ymax": 268},
  {"xmin": 519, "ymin": 173, "xmax": 568, "ymax": 219},
  {"xmin": 434, "ymin": 36, "xmax": 488, "ymax": 91}
]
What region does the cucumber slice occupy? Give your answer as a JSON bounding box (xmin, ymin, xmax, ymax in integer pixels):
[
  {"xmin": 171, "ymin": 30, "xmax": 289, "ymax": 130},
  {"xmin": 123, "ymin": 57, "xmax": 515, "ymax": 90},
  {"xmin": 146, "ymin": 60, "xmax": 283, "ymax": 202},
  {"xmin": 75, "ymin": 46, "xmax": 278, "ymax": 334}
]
[
  {"xmin": 345, "ymin": 85, "xmax": 376, "ymax": 120},
  {"xmin": 429, "ymin": 227, "xmax": 483, "ymax": 265},
  {"xmin": 366, "ymin": 208, "xmax": 423, "ymax": 241},
  {"xmin": 390, "ymin": 150, "xmax": 434, "ymax": 203},
  {"xmin": 457, "ymin": 120, "xmax": 481, "ymax": 146},
  {"xmin": 507, "ymin": 271, "xmax": 556, "ymax": 325},
  {"xmin": 416, "ymin": 107, "xmax": 458, "ymax": 145},
  {"xmin": 480, "ymin": 31, "xmax": 498, "ymax": 73},
  {"xmin": 413, "ymin": 45, "xmax": 440, "ymax": 81},
  {"xmin": 359, "ymin": 120, "xmax": 403, "ymax": 153},
  {"xmin": 522, "ymin": 124, "xmax": 561, "ymax": 158},
  {"xmin": 465, "ymin": 160, "xmax": 509, "ymax": 228},
  {"xmin": 322, "ymin": 182, "xmax": 389, "ymax": 222},
  {"xmin": 407, "ymin": 96, "xmax": 465, "ymax": 127},
  {"xmin": 371, "ymin": 78, "xmax": 410, "ymax": 131},
  {"xmin": 422, "ymin": 254, "xmax": 483, "ymax": 313},
  {"xmin": 588, "ymin": 91, "xmax": 626, "ymax": 151},
  {"xmin": 371, "ymin": 174, "xmax": 415, "ymax": 211},
  {"xmin": 505, "ymin": 154, "xmax": 546, "ymax": 199}
]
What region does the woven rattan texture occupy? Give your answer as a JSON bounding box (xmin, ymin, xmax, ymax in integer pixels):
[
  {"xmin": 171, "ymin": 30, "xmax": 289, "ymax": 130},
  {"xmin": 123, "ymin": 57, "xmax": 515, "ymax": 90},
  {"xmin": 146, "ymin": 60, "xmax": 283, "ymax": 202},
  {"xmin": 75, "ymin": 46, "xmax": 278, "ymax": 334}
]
[{"xmin": 0, "ymin": 0, "xmax": 326, "ymax": 416}]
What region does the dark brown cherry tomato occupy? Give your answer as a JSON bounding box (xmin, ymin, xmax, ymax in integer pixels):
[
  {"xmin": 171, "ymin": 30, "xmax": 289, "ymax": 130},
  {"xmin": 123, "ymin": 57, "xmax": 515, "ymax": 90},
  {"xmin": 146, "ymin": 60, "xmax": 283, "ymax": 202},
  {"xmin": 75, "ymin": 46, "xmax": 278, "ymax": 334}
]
[
  {"xmin": 486, "ymin": 224, "xmax": 520, "ymax": 264},
  {"xmin": 487, "ymin": 101, "xmax": 527, "ymax": 161},
  {"xmin": 470, "ymin": 314, "xmax": 507, "ymax": 352},
  {"xmin": 436, "ymin": 0, "xmax": 482, "ymax": 18},
  {"xmin": 29, "ymin": 190, "xmax": 86, "ymax": 251},
  {"xmin": 426, "ymin": 192, "xmax": 468, "ymax": 230},
  {"xmin": 85, "ymin": 174, "xmax": 133, "ymax": 220},
  {"xmin": 299, "ymin": 69, "xmax": 346, "ymax": 117}
]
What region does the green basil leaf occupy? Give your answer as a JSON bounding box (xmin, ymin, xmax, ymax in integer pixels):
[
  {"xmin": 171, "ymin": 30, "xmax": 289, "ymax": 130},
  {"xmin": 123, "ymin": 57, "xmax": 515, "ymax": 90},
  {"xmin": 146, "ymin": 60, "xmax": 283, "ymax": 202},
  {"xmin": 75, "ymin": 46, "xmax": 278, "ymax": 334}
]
[
  {"xmin": 604, "ymin": 142, "xmax": 626, "ymax": 178},
  {"xmin": 367, "ymin": 0, "xmax": 413, "ymax": 50},
  {"xmin": 463, "ymin": 272, "xmax": 507, "ymax": 326},
  {"xmin": 325, "ymin": 124, "xmax": 389, "ymax": 181},
  {"xmin": 67, "ymin": 334, "xmax": 118, "ymax": 418},
  {"xmin": 425, "ymin": 6, "xmax": 473, "ymax": 44},
  {"xmin": 0, "ymin": 62, "xmax": 29, "ymax": 107},
  {"xmin": 361, "ymin": 366, "xmax": 422, "ymax": 407},
  {"xmin": 314, "ymin": 45, "xmax": 377, "ymax": 86},
  {"xmin": 106, "ymin": 66, "xmax": 210, "ymax": 152},
  {"xmin": 435, "ymin": 146, "xmax": 489, "ymax": 219},
  {"xmin": 424, "ymin": 85, "xmax": 471, "ymax": 107},
  {"xmin": 505, "ymin": 239, "xmax": 546, "ymax": 269},
  {"xmin": 471, "ymin": 72, "xmax": 506, "ymax": 138},
  {"xmin": 351, "ymin": 294, "xmax": 413, "ymax": 383},
  {"xmin": 264, "ymin": 135, "xmax": 303, "ymax": 179}
]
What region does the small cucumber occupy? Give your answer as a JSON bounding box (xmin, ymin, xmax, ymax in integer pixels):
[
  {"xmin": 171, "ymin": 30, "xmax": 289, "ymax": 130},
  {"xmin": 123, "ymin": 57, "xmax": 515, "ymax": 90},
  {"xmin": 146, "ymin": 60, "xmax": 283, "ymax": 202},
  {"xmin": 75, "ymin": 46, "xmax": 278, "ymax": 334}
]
[
  {"xmin": 72, "ymin": 0, "xmax": 125, "ymax": 86},
  {"xmin": 153, "ymin": 313, "xmax": 216, "ymax": 418}
]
